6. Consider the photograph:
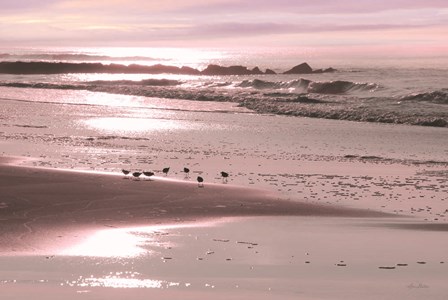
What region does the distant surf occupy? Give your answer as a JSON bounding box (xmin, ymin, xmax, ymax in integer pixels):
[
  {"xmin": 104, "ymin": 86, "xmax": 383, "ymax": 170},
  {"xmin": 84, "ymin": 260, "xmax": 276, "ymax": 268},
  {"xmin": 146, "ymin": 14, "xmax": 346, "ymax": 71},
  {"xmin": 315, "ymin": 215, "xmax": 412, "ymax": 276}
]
[
  {"xmin": 0, "ymin": 48, "xmax": 447, "ymax": 128},
  {"xmin": 237, "ymin": 79, "xmax": 379, "ymax": 94}
]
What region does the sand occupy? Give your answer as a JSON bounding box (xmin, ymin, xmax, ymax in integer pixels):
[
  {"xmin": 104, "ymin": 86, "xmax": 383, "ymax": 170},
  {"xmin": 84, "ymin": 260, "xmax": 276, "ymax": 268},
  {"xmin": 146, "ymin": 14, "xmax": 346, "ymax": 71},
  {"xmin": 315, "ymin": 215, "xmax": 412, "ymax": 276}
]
[
  {"xmin": 1, "ymin": 94, "xmax": 448, "ymax": 299},
  {"xmin": 0, "ymin": 156, "xmax": 387, "ymax": 253},
  {"xmin": 1, "ymin": 157, "xmax": 448, "ymax": 300}
]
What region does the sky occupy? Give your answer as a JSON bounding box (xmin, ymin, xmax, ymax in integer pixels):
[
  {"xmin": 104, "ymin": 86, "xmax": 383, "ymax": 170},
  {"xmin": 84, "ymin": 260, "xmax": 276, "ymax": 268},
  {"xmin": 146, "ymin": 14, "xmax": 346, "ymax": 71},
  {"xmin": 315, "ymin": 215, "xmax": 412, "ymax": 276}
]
[{"xmin": 1, "ymin": 0, "xmax": 448, "ymax": 58}]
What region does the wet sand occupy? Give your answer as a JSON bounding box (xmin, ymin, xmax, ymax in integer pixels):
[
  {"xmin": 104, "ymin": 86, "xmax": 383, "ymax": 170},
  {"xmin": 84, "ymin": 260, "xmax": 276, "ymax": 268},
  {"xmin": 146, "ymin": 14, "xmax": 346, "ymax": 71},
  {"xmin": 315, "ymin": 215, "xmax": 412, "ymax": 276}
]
[
  {"xmin": 0, "ymin": 156, "xmax": 387, "ymax": 253},
  {"xmin": 1, "ymin": 156, "xmax": 448, "ymax": 299},
  {"xmin": 1, "ymin": 103, "xmax": 448, "ymax": 299}
]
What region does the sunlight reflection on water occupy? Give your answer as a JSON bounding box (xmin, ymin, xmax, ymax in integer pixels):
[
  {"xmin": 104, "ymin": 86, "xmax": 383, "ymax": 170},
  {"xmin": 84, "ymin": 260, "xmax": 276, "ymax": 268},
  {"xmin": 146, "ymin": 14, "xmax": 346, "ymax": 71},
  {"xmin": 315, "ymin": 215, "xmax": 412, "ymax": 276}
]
[
  {"xmin": 60, "ymin": 223, "xmax": 204, "ymax": 258},
  {"xmin": 83, "ymin": 117, "xmax": 186, "ymax": 133},
  {"xmin": 62, "ymin": 73, "xmax": 202, "ymax": 82},
  {"xmin": 66, "ymin": 272, "xmax": 185, "ymax": 289},
  {"xmin": 61, "ymin": 227, "xmax": 149, "ymax": 258}
]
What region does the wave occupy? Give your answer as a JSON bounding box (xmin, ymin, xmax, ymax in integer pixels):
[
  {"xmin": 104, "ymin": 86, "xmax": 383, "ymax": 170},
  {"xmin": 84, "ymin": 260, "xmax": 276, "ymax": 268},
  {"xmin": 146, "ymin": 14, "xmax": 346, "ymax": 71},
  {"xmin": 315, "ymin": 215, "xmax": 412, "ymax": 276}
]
[
  {"xmin": 307, "ymin": 80, "xmax": 379, "ymax": 94},
  {"xmin": 237, "ymin": 79, "xmax": 311, "ymax": 91},
  {"xmin": 94, "ymin": 135, "xmax": 151, "ymax": 141},
  {"xmin": 343, "ymin": 154, "xmax": 448, "ymax": 166},
  {"xmin": 3, "ymin": 78, "xmax": 378, "ymax": 95},
  {"xmin": 1, "ymin": 80, "xmax": 446, "ymax": 128},
  {"xmin": 236, "ymin": 79, "xmax": 378, "ymax": 94},
  {"xmin": 0, "ymin": 82, "xmax": 84, "ymax": 90},
  {"xmin": 89, "ymin": 79, "xmax": 181, "ymax": 86},
  {"xmin": 0, "ymin": 78, "xmax": 181, "ymax": 89},
  {"xmin": 400, "ymin": 89, "xmax": 448, "ymax": 105},
  {"xmin": 0, "ymin": 95, "xmax": 248, "ymax": 115}
]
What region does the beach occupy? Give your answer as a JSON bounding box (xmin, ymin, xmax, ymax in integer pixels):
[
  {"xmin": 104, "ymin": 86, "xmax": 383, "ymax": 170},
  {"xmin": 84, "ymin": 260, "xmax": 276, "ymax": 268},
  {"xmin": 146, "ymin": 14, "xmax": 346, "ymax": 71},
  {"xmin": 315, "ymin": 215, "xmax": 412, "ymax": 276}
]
[
  {"xmin": 2, "ymin": 0, "xmax": 448, "ymax": 296},
  {"xmin": 0, "ymin": 46, "xmax": 447, "ymax": 299},
  {"xmin": 1, "ymin": 108, "xmax": 448, "ymax": 299}
]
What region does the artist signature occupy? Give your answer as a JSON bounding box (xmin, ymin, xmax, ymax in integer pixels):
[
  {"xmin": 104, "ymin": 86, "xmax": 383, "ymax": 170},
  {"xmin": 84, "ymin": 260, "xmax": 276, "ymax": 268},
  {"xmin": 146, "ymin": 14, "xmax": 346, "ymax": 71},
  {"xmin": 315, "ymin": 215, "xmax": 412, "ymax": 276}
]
[{"xmin": 407, "ymin": 283, "xmax": 429, "ymax": 289}]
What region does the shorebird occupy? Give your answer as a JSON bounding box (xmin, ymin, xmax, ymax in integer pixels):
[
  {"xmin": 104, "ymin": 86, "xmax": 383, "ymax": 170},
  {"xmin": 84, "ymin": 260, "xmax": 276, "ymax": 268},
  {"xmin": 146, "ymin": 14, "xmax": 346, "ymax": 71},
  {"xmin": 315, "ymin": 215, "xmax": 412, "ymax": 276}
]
[
  {"xmin": 143, "ymin": 171, "xmax": 155, "ymax": 180},
  {"xmin": 132, "ymin": 171, "xmax": 142, "ymax": 180},
  {"xmin": 197, "ymin": 176, "xmax": 204, "ymax": 187},
  {"xmin": 121, "ymin": 169, "xmax": 130, "ymax": 178},
  {"xmin": 162, "ymin": 167, "xmax": 170, "ymax": 176},
  {"xmin": 221, "ymin": 171, "xmax": 229, "ymax": 183},
  {"xmin": 183, "ymin": 167, "xmax": 190, "ymax": 178}
]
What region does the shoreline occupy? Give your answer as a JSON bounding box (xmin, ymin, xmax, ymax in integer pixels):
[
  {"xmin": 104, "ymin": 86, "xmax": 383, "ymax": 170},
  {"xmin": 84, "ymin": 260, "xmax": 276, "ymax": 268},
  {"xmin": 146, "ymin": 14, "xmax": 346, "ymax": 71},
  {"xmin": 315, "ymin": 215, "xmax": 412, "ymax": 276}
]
[
  {"xmin": 2, "ymin": 156, "xmax": 448, "ymax": 300},
  {"xmin": 1, "ymin": 155, "xmax": 391, "ymax": 254}
]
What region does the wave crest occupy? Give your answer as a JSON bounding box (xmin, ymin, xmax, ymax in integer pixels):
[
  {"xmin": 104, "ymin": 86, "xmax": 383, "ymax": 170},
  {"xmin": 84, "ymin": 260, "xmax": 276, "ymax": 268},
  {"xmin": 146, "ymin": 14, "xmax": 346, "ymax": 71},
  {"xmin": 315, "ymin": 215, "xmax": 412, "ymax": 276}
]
[
  {"xmin": 308, "ymin": 80, "xmax": 379, "ymax": 94},
  {"xmin": 401, "ymin": 90, "xmax": 448, "ymax": 105},
  {"xmin": 236, "ymin": 79, "xmax": 377, "ymax": 94},
  {"xmin": 89, "ymin": 79, "xmax": 181, "ymax": 86}
]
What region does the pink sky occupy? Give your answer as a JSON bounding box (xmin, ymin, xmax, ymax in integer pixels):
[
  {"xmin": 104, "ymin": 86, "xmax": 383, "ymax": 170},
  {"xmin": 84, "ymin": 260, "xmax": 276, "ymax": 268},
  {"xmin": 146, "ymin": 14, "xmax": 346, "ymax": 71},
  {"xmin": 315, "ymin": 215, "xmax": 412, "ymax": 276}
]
[{"xmin": 1, "ymin": 0, "xmax": 447, "ymax": 57}]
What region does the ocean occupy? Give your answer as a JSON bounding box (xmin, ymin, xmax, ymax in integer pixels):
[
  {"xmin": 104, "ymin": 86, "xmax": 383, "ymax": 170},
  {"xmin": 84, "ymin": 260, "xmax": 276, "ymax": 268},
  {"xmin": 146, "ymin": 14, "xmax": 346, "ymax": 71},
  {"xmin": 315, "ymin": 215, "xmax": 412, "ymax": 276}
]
[
  {"xmin": 2, "ymin": 48, "xmax": 448, "ymax": 299},
  {"xmin": 1, "ymin": 47, "xmax": 447, "ymax": 128},
  {"xmin": 1, "ymin": 47, "xmax": 447, "ymax": 180}
]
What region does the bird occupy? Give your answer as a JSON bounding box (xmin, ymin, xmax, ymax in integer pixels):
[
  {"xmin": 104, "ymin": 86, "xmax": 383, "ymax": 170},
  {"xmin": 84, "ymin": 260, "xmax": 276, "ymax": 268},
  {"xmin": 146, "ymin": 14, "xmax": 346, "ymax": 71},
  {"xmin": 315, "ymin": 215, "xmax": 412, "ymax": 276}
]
[
  {"xmin": 162, "ymin": 167, "xmax": 170, "ymax": 176},
  {"xmin": 221, "ymin": 171, "xmax": 229, "ymax": 183},
  {"xmin": 132, "ymin": 172, "xmax": 142, "ymax": 180},
  {"xmin": 183, "ymin": 167, "xmax": 190, "ymax": 178},
  {"xmin": 121, "ymin": 169, "xmax": 130, "ymax": 178},
  {"xmin": 197, "ymin": 176, "xmax": 204, "ymax": 187},
  {"xmin": 143, "ymin": 171, "xmax": 155, "ymax": 180}
]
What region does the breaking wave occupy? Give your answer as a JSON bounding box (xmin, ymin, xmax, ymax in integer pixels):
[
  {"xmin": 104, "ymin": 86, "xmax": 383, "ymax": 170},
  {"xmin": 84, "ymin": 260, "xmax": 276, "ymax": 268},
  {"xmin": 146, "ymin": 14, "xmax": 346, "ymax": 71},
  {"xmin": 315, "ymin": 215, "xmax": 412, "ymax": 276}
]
[
  {"xmin": 89, "ymin": 79, "xmax": 181, "ymax": 86},
  {"xmin": 0, "ymin": 78, "xmax": 446, "ymax": 128},
  {"xmin": 236, "ymin": 79, "xmax": 378, "ymax": 94},
  {"xmin": 237, "ymin": 79, "xmax": 310, "ymax": 91},
  {"xmin": 307, "ymin": 80, "xmax": 379, "ymax": 94},
  {"xmin": 0, "ymin": 78, "xmax": 181, "ymax": 90},
  {"xmin": 400, "ymin": 89, "xmax": 448, "ymax": 105}
]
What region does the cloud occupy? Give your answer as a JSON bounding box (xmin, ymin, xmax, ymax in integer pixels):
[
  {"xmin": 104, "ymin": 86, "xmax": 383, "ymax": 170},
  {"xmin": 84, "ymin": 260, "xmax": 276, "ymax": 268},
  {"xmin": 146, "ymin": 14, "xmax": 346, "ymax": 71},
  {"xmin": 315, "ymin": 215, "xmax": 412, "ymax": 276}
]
[
  {"xmin": 1, "ymin": 0, "xmax": 447, "ymax": 49},
  {"xmin": 177, "ymin": 0, "xmax": 448, "ymax": 15},
  {"xmin": 189, "ymin": 21, "xmax": 438, "ymax": 39},
  {"xmin": 1, "ymin": 0, "xmax": 58, "ymax": 11}
]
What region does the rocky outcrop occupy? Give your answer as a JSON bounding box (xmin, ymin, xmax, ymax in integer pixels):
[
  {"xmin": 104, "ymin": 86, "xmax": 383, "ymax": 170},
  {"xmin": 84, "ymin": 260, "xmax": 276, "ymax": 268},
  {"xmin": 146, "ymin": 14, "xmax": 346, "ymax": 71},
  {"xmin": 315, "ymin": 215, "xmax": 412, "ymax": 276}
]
[
  {"xmin": 283, "ymin": 63, "xmax": 336, "ymax": 74},
  {"xmin": 251, "ymin": 67, "xmax": 263, "ymax": 75},
  {"xmin": 283, "ymin": 63, "xmax": 313, "ymax": 74},
  {"xmin": 313, "ymin": 67, "xmax": 337, "ymax": 74},
  {"xmin": 0, "ymin": 61, "xmax": 335, "ymax": 75},
  {"xmin": 201, "ymin": 64, "xmax": 266, "ymax": 76}
]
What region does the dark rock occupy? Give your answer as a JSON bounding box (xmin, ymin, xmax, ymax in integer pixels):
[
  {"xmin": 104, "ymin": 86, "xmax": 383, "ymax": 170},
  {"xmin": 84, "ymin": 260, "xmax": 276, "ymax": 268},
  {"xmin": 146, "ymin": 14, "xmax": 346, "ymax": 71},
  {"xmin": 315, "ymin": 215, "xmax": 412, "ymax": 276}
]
[
  {"xmin": 0, "ymin": 61, "xmax": 202, "ymax": 75},
  {"xmin": 180, "ymin": 66, "xmax": 201, "ymax": 75},
  {"xmin": 201, "ymin": 64, "xmax": 283, "ymax": 76},
  {"xmin": 0, "ymin": 61, "xmax": 336, "ymax": 76},
  {"xmin": 251, "ymin": 67, "xmax": 263, "ymax": 74},
  {"xmin": 200, "ymin": 64, "xmax": 223, "ymax": 75},
  {"xmin": 323, "ymin": 67, "xmax": 336, "ymax": 73},
  {"xmin": 283, "ymin": 63, "xmax": 313, "ymax": 74},
  {"xmin": 228, "ymin": 65, "xmax": 252, "ymax": 75},
  {"xmin": 201, "ymin": 64, "xmax": 253, "ymax": 75}
]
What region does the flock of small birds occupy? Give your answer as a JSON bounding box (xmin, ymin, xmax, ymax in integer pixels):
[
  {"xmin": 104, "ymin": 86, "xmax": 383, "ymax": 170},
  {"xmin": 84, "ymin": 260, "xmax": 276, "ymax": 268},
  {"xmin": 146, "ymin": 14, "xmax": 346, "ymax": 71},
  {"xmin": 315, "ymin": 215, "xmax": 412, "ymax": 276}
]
[{"xmin": 121, "ymin": 167, "xmax": 229, "ymax": 187}]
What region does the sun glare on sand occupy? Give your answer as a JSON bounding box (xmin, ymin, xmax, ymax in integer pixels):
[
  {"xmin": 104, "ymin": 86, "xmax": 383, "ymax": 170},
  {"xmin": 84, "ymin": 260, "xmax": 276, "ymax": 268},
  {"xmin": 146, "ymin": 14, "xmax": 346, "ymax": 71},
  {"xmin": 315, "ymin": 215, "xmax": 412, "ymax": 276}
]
[{"xmin": 60, "ymin": 223, "xmax": 202, "ymax": 258}]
